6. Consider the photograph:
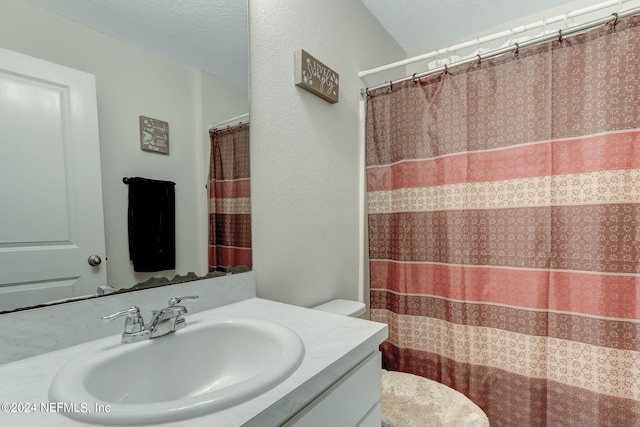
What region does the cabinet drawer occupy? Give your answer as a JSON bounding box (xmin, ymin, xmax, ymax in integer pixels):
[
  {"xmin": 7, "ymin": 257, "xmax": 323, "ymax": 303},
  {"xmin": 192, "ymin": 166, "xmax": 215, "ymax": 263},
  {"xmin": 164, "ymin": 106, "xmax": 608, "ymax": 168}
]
[
  {"xmin": 283, "ymin": 351, "xmax": 381, "ymax": 427},
  {"xmin": 357, "ymin": 402, "xmax": 381, "ymax": 427}
]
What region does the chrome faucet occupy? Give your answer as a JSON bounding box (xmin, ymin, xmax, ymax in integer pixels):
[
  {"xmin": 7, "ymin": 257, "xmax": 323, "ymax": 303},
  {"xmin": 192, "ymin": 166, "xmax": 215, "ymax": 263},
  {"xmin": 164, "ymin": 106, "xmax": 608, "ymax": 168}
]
[
  {"xmin": 147, "ymin": 296, "xmax": 199, "ymax": 338},
  {"xmin": 102, "ymin": 296, "xmax": 199, "ymax": 343},
  {"xmin": 101, "ymin": 306, "xmax": 148, "ymax": 343}
]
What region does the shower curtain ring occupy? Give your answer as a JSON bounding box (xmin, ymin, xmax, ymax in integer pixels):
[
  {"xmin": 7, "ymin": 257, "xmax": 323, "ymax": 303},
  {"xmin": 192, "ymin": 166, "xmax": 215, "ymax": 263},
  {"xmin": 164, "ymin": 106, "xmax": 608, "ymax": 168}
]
[
  {"xmin": 389, "ymin": 80, "xmax": 393, "ymax": 90},
  {"xmin": 476, "ymin": 54, "xmax": 482, "ymax": 66},
  {"xmin": 513, "ymin": 43, "xmax": 520, "ymax": 57},
  {"xmin": 443, "ymin": 64, "xmax": 449, "ymax": 76},
  {"xmin": 611, "ymin": 12, "xmax": 619, "ymax": 28},
  {"xmin": 412, "ymin": 73, "xmax": 418, "ymax": 84},
  {"xmin": 558, "ymin": 29, "xmax": 563, "ymax": 43}
]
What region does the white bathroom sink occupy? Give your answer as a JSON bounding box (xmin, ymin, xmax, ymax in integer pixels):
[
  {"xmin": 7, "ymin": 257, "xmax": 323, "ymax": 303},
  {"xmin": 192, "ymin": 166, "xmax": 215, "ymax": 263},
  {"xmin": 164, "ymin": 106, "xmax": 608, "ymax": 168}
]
[{"xmin": 48, "ymin": 317, "xmax": 304, "ymax": 425}]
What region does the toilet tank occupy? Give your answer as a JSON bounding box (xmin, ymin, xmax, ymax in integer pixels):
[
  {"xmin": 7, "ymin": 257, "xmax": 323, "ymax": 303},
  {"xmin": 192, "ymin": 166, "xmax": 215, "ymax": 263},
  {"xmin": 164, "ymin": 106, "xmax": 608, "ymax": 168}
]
[{"xmin": 312, "ymin": 299, "xmax": 366, "ymax": 318}]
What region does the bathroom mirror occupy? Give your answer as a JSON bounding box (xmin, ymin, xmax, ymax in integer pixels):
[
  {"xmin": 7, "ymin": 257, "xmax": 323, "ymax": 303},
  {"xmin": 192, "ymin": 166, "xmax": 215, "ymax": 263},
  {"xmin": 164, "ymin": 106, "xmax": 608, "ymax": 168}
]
[{"xmin": 0, "ymin": 0, "xmax": 250, "ymax": 313}]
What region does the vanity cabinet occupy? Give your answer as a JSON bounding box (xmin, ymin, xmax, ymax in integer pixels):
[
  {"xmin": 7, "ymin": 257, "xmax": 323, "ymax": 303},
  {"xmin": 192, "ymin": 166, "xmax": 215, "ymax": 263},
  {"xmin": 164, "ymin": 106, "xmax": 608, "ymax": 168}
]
[
  {"xmin": 282, "ymin": 351, "xmax": 382, "ymax": 427},
  {"xmin": 0, "ymin": 296, "xmax": 387, "ymax": 427}
]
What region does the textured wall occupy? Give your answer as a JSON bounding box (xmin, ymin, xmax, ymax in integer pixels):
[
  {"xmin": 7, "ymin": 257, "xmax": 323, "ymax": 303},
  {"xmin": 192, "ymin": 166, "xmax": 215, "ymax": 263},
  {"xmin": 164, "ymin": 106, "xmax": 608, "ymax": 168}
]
[{"xmin": 248, "ymin": 0, "xmax": 405, "ymax": 306}]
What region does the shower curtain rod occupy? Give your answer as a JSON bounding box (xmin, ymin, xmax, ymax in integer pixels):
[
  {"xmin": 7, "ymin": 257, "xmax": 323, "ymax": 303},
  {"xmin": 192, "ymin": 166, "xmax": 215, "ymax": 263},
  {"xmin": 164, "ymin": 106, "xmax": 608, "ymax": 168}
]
[
  {"xmin": 209, "ymin": 113, "xmax": 249, "ymax": 132},
  {"xmin": 361, "ymin": 2, "xmax": 640, "ymax": 95},
  {"xmin": 360, "ymin": 0, "xmax": 633, "ymax": 79},
  {"xmin": 360, "ymin": 0, "xmax": 634, "ymax": 79}
]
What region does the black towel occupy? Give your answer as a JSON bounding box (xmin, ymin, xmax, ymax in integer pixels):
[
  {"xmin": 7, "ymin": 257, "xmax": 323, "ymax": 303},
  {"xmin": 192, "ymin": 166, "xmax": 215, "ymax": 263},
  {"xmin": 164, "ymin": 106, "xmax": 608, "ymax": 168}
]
[{"xmin": 127, "ymin": 177, "xmax": 176, "ymax": 272}]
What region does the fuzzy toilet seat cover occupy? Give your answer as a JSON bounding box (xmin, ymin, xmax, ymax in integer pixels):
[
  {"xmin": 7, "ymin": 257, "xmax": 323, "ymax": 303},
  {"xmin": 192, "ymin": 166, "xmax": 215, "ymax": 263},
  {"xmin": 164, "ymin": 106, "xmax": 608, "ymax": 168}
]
[{"xmin": 381, "ymin": 369, "xmax": 490, "ymax": 427}]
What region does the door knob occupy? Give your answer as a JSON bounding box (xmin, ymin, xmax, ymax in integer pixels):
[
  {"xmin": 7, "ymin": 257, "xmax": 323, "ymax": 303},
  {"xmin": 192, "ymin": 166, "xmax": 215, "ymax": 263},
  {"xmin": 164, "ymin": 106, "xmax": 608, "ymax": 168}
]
[{"xmin": 88, "ymin": 255, "xmax": 102, "ymax": 266}]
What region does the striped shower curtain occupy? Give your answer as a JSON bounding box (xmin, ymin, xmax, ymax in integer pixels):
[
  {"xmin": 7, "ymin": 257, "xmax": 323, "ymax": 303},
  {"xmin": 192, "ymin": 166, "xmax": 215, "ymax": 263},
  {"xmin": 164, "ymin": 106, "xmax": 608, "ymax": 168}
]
[
  {"xmin": 208, "ymin": 124, "xmax": 252, "ymax": 271},
  {"xmin": 366, "ymin": 15, "xmax": 640, "ymax": 427}
]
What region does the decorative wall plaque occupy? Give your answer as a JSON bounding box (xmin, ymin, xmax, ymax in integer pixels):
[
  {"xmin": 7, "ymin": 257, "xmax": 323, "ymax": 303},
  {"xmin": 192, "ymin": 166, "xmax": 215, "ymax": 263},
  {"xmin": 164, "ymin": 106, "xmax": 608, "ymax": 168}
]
[
  {"xmin": 139, "ymin": 116, "xmax": 169, "ymax": 154},
  {"xmin": 294, "ymin": 49, "xmax": 339, "ymax": 104}
]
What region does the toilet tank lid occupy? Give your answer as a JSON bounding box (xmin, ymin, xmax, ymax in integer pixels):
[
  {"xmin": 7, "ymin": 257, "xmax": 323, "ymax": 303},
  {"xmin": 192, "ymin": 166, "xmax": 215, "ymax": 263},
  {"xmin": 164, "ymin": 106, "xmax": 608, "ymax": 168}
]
[{"xmin": 312, "ymin": 299, "xmax": 366, "ymax": 317}]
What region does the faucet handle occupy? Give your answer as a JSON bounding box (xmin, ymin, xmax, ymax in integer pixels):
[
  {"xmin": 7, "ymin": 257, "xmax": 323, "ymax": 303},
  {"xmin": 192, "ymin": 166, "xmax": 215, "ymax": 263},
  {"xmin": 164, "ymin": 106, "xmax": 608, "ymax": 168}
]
[
  {"xmin": 102, "ymin": 306, "xmax": 145, "ymax": 333},
  {"xmin": 168, "ymin": 295, "xmax": 199, "ymax": 307}
]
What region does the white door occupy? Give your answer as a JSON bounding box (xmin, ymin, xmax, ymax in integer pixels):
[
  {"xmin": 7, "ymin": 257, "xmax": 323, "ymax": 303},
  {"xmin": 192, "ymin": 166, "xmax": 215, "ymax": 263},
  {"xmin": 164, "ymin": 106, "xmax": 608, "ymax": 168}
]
[{"xmin": 0, "ymin": 47, "xmax": 106, "ymax": 311}]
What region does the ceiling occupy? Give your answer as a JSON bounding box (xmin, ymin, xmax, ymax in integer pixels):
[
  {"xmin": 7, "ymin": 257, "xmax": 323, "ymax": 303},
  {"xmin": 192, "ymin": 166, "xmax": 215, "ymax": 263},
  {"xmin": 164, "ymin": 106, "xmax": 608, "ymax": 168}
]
[
  {"xmin": 24, "ymin": 0, "xmax": 603, "ymax": 89},
  {"xmin": 360, "ymin": 0, "xmax": 585, "ymax": 56},
  {"xmin": 25, "ymin": 0, "xmax": 249, "ymax": 90}
]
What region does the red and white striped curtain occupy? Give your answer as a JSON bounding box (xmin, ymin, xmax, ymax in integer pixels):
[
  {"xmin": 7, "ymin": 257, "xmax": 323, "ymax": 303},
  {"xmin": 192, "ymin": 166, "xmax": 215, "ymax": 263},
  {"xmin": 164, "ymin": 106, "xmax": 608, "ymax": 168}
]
[
  {"xmin": 366, "ymin": 15, "xmax": 640, "ymax": 427},
  {"xmin": 208, "ymin": 125, "xmax": 252, "ymax": 271}
]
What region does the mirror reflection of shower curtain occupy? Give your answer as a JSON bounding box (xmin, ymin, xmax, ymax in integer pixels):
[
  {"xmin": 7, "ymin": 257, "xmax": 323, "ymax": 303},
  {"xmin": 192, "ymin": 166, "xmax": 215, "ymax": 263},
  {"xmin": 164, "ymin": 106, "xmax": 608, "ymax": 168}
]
[{"xmin": 208, "ymin": 124, "xmax": 251, "ymax": 271}]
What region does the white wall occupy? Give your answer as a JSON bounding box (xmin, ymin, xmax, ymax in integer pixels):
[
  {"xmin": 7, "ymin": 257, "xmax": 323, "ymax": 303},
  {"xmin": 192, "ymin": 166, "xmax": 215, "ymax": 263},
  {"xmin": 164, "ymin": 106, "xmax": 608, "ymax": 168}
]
[
  {"xmin": 0, "ymin": 0, "xmax": 248, "ymax": 289},
  {"xmin": 248, "ymin": 0, "xmax": 405, "ymax": 307}
]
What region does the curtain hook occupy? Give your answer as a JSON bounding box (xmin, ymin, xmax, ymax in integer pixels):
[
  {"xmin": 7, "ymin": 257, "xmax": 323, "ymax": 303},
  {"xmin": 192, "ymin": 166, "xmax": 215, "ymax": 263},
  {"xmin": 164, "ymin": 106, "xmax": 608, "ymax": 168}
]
[
  {"xmin": 611, "ymin": 12, "xmax": 619, "ymax": 29},
  {"xmin": 412, "ymin": 73, "xmax": 418, "ymax": 84},
  {"xmin": 513, "ymin": 42, "xmax": 520, "ymax": 57},
  {"xmin": 476, "ymin": 54, "xmax": 482, "ymax": 67},
  {"xmin": 389, "ymin": 80, "xmax": 393, "ymax": 91},
  {"xmin": 558, "ymin": 29, "xmax": 563, "ymax": 43}
]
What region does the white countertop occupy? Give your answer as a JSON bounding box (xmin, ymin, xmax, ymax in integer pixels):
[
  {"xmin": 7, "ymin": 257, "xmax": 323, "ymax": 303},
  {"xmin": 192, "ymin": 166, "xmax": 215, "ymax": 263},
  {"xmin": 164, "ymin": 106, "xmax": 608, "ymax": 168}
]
[{"xmin": 0, "ymin": 297, "xmax": 387, "ymax": 427}]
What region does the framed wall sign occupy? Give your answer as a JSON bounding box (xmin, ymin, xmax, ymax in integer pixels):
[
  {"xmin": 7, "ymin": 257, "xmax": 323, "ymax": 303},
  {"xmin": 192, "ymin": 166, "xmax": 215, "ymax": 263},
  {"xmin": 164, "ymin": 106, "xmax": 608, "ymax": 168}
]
[
  {"xmin": 139, "ymin": 116, "xmax": 169, "ymax": 154},
  {"xmin": 294, "ymin": 49, "xmax": 339, "ymax": 104}
]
